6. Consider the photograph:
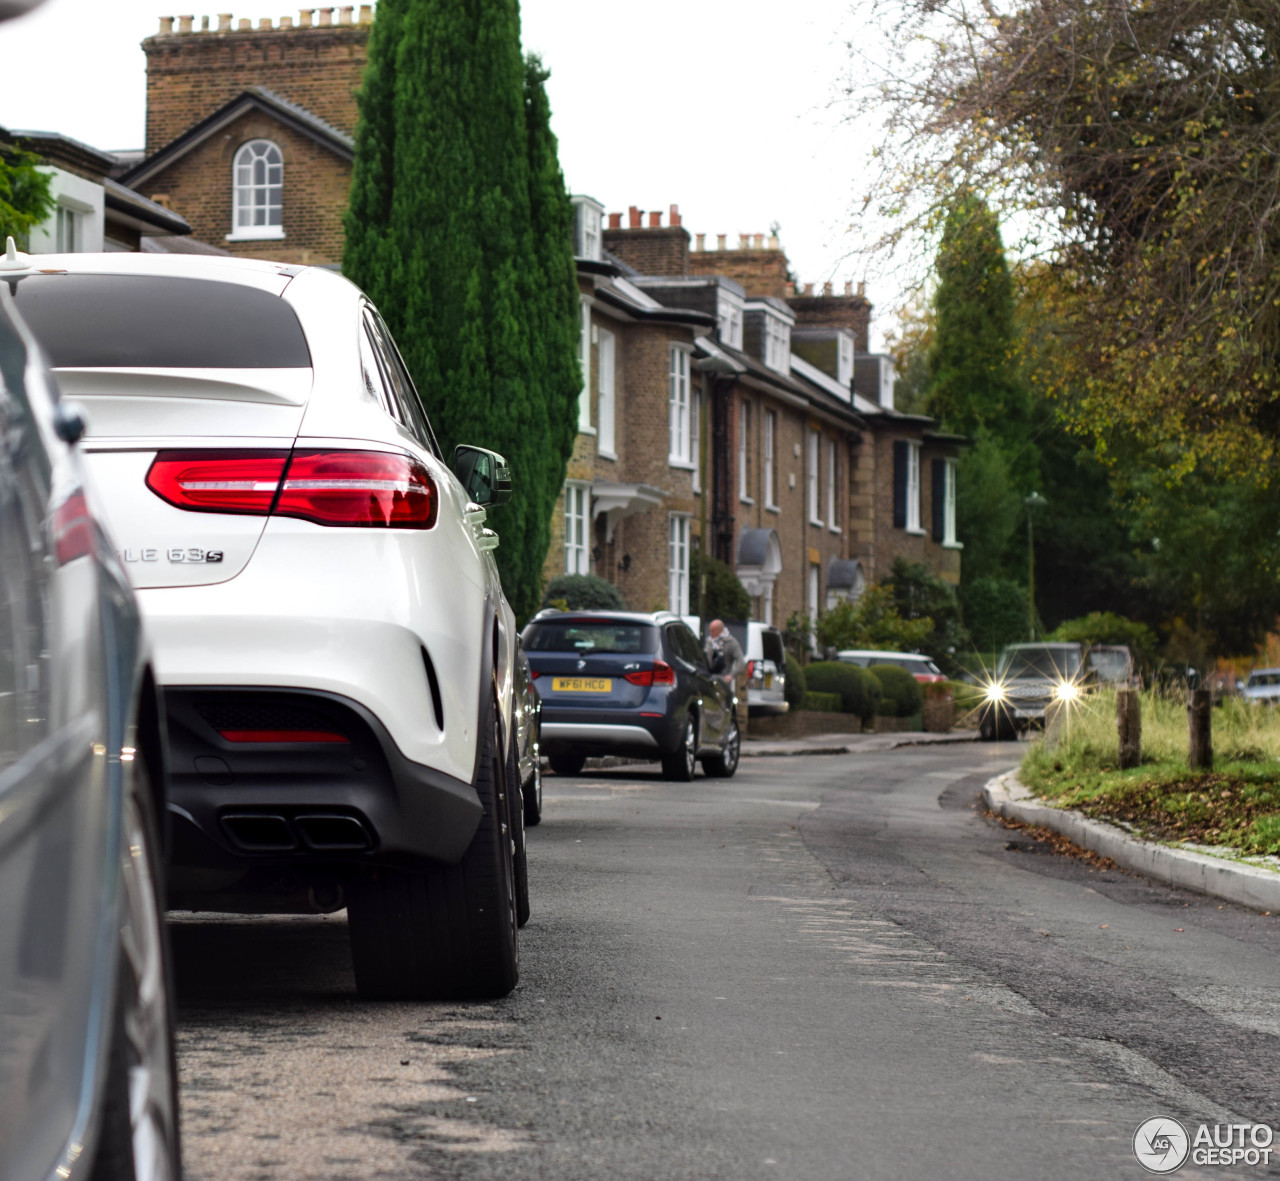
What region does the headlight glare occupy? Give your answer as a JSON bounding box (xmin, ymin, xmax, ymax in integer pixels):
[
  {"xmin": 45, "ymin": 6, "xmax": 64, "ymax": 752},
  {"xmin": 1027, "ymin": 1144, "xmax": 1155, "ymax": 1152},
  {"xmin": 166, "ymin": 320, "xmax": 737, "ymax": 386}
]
[{"xmin": 1054, "ymin": 681, "xmax": 1080, "ymax": 701}]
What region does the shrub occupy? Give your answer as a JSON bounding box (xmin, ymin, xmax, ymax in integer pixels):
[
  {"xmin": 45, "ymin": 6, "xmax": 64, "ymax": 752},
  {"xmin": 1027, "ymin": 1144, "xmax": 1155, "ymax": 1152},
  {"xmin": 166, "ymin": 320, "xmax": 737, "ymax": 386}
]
[
  {"xmin": 691, "ymin": 549, "xmax": 752, "ymax": 622},
  {"xmin": 803, "ymin": 691, "xmax": 843, "ymax": 712},
  {"xmin": 804, "ymin": 661, "xmax": 882, "ymax": 721},
  {"xmin": 1050, "ymin": 611, "xmax": 1157, "ymax": 669},
  {"xmin": 869, "ymin": 664, "xmax": 925, "ymax": 717},
  {"xmin": 784, "ymin": 655, "xmax": 807, "ymax": 708},
  {"xmin": 542, "ymin": 574, "xmax": 624, "ymax": 611},
  {"xmin": 815, "ymin": 585, "xmax": 933, "ymax": 652}
]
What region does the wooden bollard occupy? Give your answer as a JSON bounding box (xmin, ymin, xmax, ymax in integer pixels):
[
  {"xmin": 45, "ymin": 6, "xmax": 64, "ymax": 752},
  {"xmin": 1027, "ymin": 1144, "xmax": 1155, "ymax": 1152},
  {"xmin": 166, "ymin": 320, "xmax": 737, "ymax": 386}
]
[
  {"xmin": 1117, "ymin": 687, "xmax": 1141, "ymax": 769},
  {"xmin": 1044, "ymin": 698, "xmax": 1066, "ymax": 751},
  {"xmin": 1187, "ymin": 688, "xmax": 1213, "ymax": 770}
]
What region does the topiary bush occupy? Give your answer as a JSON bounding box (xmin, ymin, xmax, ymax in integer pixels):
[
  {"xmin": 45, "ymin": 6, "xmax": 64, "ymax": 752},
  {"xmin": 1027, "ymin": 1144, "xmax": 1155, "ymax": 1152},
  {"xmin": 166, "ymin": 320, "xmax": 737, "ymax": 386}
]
[
  {"xmin": 803, "ymin": 661, "xmax": 882, "ymax": 722},
  {"xmin": 542, "ymin": 574, "xmax": 625, "ymax": 611},
  {"xmin": 869, "ymin": 664, "xmax": 925, "ymax": 717},
  {"xmin": 784, "ymin": 655, "xmax": 807, "ymax": 709},
  {"xmin": 803, "ymin": 691, "xmax": 842, "ymax": 712}
]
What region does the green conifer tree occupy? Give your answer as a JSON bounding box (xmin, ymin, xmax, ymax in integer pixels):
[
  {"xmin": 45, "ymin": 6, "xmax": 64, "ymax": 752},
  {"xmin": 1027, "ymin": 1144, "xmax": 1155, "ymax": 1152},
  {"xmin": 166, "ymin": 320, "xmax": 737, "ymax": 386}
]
[{"xmin": 344, "ymin": 0, "xmax": 580, "ymax": 620}]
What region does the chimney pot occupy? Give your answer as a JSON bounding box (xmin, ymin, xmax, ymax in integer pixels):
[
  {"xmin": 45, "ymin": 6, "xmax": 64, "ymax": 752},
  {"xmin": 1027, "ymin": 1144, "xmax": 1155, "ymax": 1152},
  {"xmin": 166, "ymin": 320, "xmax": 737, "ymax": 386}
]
[
  {"xmin": 716, "ymin": 233, "xmax": 727, "ymax": 251},
  {"xmin": 280, "ymin": 15, "xmax": 294, "ymax": 28},
  {"xmin": 669, "ymin": 204, "xmax": 681, "ymax": 227},
  {"xmin": 823, "ymin": 281, "xmax": 833, "ymax": 296},
  {"xmin": 317, "ymin": 6, "xmax": 333, "ymax": 25},
  {"xmin": 217, "ymin": 12, "xmax": 232, "ymax": 29},
  {"xmin": 238, "ymin": 16, "xmax": 251, "ymax": 28},
  {"xmin": 844, "ymin": 280, "xmax": 853, "ymax": 296},
  {"xmin": 159, "ymin": 15, "xmax": 175, "ymax": 33},
  {"xmin": 753, "ymin": 233, "xmax": 764, "ymax": 250},
  {"xmin": 695, "ymin": 232, "xmax": 705, "ymax": 252},
  {"xmin": 359, "ymin": 3, "xmax": 372, "ymax": 21},
  {"xmin": 298, "ymin": 8, "xmax": 312, "ymax": 26},
  {"xmin": 258, "ymin": 17, "xmax": 273, "ymax": 29},
  {"xmin": 856, "ymin": 280, "xmax": 866, "ymax": 297},
  {"xmin": 768, "ymin": 233, "xmax": 779, "ymax": 249},
  {"xmin": 738, "ymin": 234, "xmax": 750, "ymax": 250},
  {"xmin": 338, "ymin": 5, "xmax": 353, "ymax": 22},
  {"xmin": 648, "ymin": 211, "xmax": 662, "ymax": 229},
  {"xmin": 628, "ymin": 206, "xmax": 641, "ymax": 229},
  {"xmin": 200, "ymin": 14, "xmax": 209, "ymax": 30},
  {"xmin": 608, "ymin": 212, "xmax": 622, "ymax": 230},
  {"xmin": 177, "ymin": 14, "xmax": 194, "ymax": 32},
  {"xmin": 804, "ymin": 283, "xmax": 814, "ymax": 296}
]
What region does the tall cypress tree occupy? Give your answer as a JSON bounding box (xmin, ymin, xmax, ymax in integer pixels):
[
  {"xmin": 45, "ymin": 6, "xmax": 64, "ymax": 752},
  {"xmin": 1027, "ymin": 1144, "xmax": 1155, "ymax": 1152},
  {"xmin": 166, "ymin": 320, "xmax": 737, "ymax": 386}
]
[{"xmin": 344, "ymin": 0, "xmax": 580, "ymax": 620}]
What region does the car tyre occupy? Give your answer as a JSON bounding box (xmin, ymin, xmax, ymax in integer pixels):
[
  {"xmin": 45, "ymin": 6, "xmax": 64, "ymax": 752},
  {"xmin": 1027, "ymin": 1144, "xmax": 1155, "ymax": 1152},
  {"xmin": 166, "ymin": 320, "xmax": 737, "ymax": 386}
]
[
  {"xmin": 89, "ymin": 758, "xmax": 181, "ymax": 1181},
  {"xmin": 508, "ymin": 734, "xmax": 530, "ymax": 928},
  {"xmin": 522, "ymin": 757, "xmax": 543, "ymax": 827},
  {"xmin": 701, "ymin": 716, "xmax": 740, "ymax": 779},
  {"xmin": 661, "ymin": 716, "xmax": 698, "ymax": 782},
  {"xmin": 347, "ymin": 695, "xmax": 519, "ymax": 1000},
  {"xmin": 549, "ymin": 750, "xmax": 586, "ymax": 776}
]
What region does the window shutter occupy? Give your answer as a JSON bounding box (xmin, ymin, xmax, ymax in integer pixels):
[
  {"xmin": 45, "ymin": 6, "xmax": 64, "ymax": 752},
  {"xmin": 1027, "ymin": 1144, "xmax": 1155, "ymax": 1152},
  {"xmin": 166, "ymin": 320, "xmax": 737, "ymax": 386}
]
[
  {"xmin": 931, "ymin": 458, "xmax": 945, "ymax": 542},
  {"xmin": 892, "ymin": 440, "xmax": 908, "ymax": 528}
]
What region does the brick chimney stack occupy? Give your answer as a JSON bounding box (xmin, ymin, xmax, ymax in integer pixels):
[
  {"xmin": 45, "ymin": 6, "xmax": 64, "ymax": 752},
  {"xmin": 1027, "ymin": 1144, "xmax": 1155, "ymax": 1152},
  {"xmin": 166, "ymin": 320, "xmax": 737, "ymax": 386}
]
[{"xmin": 602, "ymin": 201, "xmax": 691, "ymax": 276}]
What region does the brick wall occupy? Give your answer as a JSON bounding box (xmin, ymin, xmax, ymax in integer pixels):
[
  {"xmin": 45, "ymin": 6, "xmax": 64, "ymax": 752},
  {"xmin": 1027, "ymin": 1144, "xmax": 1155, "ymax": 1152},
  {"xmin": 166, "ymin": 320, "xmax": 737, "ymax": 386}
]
[
  {"xmin": 142, "ymin": 111, "xmax": 350, "ymax": 265},
  {"xmin": 142, "ymin": 17, "xmax": 369, "ymax": 153},
  {"xmin": 602, "ymin": 217, "xmax": 690, "ymax": 277},
  {"xmin": 788, "ymin": 292, "xmax": 872, "ymax": 354},
  {"xmin": 688, "ymin": 243, "xmax": 790, "ymax": 299},
  {"xmin": 869, "ymin": 431, "xmax": 962, "ymax": 585}
]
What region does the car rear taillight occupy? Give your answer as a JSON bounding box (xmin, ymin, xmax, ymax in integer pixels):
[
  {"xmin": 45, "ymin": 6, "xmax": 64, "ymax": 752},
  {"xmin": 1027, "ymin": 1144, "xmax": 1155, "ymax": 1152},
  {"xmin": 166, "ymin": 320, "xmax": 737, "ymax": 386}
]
[
  {"xmin": 624, "ymin": 660, "xmax": 676, "ymax": 687},
  {"xmin": 145, "ymin": 448, "xmax": 437, "ymax": 529},
  {"xmin": 218, "ymin": 729, "xmax": 348, "ymax": 743},
  {"xmin": 51, "ymin": 488, "xmax": 93, "ymax": 565},
  {"xmin": 146, "ymin": 450, "xmax": 290, "ymax": 514}
]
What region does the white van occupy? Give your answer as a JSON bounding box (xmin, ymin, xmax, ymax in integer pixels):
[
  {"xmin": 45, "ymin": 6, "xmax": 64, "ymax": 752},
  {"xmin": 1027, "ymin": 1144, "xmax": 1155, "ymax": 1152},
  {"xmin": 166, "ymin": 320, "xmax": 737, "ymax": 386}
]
[{"xmin": 684, "ymin": 618, "xmax": 789, "ymax": 715}]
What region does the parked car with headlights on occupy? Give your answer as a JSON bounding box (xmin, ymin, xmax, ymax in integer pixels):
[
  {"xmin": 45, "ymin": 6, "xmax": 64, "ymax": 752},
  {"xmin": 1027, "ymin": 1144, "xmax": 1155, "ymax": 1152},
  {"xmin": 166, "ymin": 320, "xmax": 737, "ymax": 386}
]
[
  {"xmin": 0, "ymin": 261, "xmax": 179, "ymax": 1180},
  {"xmin": 523, "ymin": 611, "xmax": 739, "ymax": 780},
  {"xmin": 978, "ymin": 641, "xmax": 1085, "ymax": 741},
  {"xmin": 11, "ymin": 251, "xmax": 523, "ymax": 1001}
]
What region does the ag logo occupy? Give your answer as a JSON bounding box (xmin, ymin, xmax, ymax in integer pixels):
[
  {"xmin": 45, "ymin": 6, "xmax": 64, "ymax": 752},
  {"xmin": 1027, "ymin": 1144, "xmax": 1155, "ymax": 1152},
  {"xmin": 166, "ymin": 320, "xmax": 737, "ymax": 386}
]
[{"xmin": 1133, "ymin": 1117, "xmax": 1190, "ymax": 1173}]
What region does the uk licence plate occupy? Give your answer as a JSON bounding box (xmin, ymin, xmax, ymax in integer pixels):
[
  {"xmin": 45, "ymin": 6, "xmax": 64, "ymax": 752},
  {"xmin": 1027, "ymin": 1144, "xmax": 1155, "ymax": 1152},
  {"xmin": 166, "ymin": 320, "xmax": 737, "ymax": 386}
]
[
  {"xmin": 552, "ymin": 677, "xmax": 612, "ymax": 693},
  {"xmin": 764, "ymin": 674, "xmax": 774, "ymax": 688}
]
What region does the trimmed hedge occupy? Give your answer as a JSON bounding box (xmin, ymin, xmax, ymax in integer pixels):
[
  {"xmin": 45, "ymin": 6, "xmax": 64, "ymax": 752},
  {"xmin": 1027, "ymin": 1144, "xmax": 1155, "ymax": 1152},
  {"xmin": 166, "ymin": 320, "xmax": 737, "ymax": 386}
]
[
  {"xmin": 803, "ymin": 661, "xmax": 881, "ymax": 722},
  {"xmin": 802, "ymin": 691, "xmax": 842, "ymax": 712},
  {"xmin": 784, "ymin": 655, "xmax": 807, "ymax": 709},
  {"xmin": 869, "ymin": 664, "xmax": 925, "ymax": 717},
  {"xmin": 542, "ymin": 574, "xmax": 624, "ymax": 611}
]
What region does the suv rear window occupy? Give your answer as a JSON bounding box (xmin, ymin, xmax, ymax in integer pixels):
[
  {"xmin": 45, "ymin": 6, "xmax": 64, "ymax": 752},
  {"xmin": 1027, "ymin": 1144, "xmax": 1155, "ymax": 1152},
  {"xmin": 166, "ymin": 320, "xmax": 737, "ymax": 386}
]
[
  {"xmin": 760, "ymin": 630, "xmax": 785, "ymax": 666},
  {"xmin": 10, "ymin": 274, "xmax": 311, "ymax": 369},
  {"xmin": 525, "ymin": 621, "xmax": 657, "ymax": 655}
]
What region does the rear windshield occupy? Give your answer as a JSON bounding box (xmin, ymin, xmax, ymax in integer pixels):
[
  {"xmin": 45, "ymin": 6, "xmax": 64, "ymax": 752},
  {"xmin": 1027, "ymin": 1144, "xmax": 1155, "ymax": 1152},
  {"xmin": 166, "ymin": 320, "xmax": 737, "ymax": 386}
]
[
  {"xmin": 10, "ymin": 274, "xmax": 311, "ymax": 369},
  {"xmin": 761, "ymin": 630, "xmax": 785, "ymax": 665},
  {"xmin": 1248, "ymin": 672, "xmax": 1280, "ymax": 687},
  {"xmin": 998, "ymin": 647, "xmax": 1081, "ymax": 679},
  {"xmin": 525, "ymin": 621, "xmax": 657, "ymax": 655}
]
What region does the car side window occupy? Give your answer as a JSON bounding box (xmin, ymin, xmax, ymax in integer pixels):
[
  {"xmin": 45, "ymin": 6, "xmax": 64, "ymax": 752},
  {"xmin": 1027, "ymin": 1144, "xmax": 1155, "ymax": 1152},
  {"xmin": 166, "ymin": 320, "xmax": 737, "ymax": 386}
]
[
  {"xmin": 363, "ymin": 307, "xmax": 441, "ymax": 457},
  {"xmin": 671, "ymin": 624, "xmax": 705, "ymax": 669},
  {"xmin": 358, "ymin": 322, "xmax": 399, "ymax": 421}
]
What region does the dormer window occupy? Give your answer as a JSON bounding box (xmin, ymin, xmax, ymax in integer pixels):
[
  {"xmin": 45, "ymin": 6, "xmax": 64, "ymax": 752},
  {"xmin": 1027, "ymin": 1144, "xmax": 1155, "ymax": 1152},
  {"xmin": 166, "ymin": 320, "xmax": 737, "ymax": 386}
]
[
  {"xmin": 228, "ymin": 139, "xmax": 284, "ymax": 241},
  {"xmin": 717, "ymin": 291, "xmax": 744, "ymax": 349},
  {"xmin": 837, "ymin": 331, "xmax": 854, "ymax": 388},
  {"xmin": 764, "ymin": 315, "xmax": 790, "ymax": 374},
  {"xmin": 572, "ymin": 195, "xmax": 604, "ymax": 261}
]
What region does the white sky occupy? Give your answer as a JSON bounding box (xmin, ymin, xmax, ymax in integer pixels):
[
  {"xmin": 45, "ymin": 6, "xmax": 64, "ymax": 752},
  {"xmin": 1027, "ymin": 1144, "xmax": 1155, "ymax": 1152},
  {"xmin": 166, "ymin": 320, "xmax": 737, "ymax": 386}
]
[{"xmin": 0, "ymin": 0, "xmax": 900, "ymax": 346}]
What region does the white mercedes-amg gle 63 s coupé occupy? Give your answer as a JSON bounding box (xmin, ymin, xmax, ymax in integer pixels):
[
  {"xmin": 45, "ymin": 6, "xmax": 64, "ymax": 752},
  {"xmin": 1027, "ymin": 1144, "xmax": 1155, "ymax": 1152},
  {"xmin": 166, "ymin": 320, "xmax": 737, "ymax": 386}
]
[{"xmin": 11, "ymin": 253, "xmax": 525, "ymax": 1000}]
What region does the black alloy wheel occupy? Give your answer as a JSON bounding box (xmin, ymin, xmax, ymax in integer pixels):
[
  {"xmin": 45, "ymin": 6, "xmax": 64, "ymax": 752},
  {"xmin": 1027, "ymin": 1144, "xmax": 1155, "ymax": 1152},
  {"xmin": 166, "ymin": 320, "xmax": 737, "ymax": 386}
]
[
  {"xmin": 662, "ymin": 716, "xmax": 698, "ymax": 782},
  {"xmin": 702, "ymin": 716, "xmax": 740, "ymax": 779}
]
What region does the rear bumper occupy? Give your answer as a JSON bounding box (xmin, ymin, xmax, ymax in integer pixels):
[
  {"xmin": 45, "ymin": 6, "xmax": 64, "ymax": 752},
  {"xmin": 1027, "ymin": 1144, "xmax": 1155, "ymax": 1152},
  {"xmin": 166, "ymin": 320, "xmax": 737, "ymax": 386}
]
[
  {"xmin": 542, "ymin": 722, "xmax": 660, "ymax": 750},
  {"xmin": 163, "ymin": 687, "xmax": 482, "ymax": 894},
  {"xmin": 540, "ymin": 709, "xmax": 677, "ymax": 758}
]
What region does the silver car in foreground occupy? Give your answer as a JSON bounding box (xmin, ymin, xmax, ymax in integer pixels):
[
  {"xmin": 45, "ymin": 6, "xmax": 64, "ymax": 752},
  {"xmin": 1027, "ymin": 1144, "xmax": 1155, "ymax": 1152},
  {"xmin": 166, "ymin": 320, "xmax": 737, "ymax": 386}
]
[{"xmin": 0, "ymin": 264, "xmax": 179, "ymax": 1180}]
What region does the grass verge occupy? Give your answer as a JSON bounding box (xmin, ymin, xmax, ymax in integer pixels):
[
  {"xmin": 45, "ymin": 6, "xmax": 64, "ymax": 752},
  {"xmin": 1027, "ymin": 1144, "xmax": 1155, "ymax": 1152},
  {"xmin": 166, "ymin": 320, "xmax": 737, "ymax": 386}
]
[{"xmin": 1020, "ymin": 689, "xmax": 1280, "ymax": 857}]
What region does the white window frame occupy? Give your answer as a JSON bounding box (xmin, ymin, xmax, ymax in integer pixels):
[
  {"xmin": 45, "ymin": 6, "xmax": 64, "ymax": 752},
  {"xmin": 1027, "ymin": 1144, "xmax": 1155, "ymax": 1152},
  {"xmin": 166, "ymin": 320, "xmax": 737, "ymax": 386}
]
[
  {"xmin": 906, "ymin": 441, "xmax": 923, "ymax": 534},
  {"xmin": 943, "ymin": 457, "xmax": 962, "ymax": 548},
  {"xmin": 668, "ymin": 345, "xmax": 693, "ymax": 466},
  {"xmin": 837, "ymin": 332, "xmax": 854, "ymax": 388},
  {"xmin": 764, "ymin": 410, "xmax": 779, "ymax": 511},
  {"xmin": 807, "ymin": 563, "xmax": 820, "ymax": 652},
  {"xmin": 573, "ymin": 198, "xmax": 603, "ymax": 261},
  {"xmin": 717, "ymin": 291, "xmax": 744, "ymax": 349},
  {"xmin": 826, "ymin": 437, "xmax": 840, "ymax": 532},
  {"xmin": 55, "ymin": 205, "xmax": 79, "ymax": 252},
  {"xmin": 597, "ymin": 327, "xmax": 616, "ymax": 458},
  {"xmin": 738, "ymin": 401, "xmax": 752, "ymax": 503},
  {"xmin": 807, "ymin": 428, "xmax": 822, "ymax": 526},
  {"xmin": 765, "ymin": 315, "xmax": 791, "ymax": 374},
  {"xmin": 227, "ymin": 139, "xmax": 285, "ymax": 241},
  {"xmin": 668, "ymin": 514, "xmax": 691, "ymax": 616},
  {"xmin": 577, "ymin": 299, "xmax": 594, "ymax": 434},
  {"xmin": 564, "ymin": 483, "xmax": 590, "ymax": 575}
]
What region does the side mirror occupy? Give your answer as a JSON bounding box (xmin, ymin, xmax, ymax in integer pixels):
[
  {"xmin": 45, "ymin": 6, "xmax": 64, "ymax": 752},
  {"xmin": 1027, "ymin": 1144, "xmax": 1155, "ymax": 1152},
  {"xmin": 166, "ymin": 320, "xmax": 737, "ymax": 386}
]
[{"xmin": 453, "ymin": 445, "xmax": 511, "ymax": 508}]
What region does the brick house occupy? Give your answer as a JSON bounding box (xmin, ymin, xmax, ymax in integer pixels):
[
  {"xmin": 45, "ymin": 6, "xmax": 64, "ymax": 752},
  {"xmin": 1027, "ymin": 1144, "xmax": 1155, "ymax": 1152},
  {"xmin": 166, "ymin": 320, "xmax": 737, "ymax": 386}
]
[{"xmin": 120, "ymin": 9, "xmax": 370, "ymax": 267}]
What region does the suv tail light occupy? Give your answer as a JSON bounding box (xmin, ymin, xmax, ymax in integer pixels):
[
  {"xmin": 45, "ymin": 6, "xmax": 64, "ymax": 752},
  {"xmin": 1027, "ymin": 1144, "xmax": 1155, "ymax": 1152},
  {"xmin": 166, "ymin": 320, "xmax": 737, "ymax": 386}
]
[
  {"xmin": 624, "ymin": 660, "xmax": 676, "ymax": 687},
  {"xmin": 146, "ymin": 448, "xmax": 437, "ymax": 529}
]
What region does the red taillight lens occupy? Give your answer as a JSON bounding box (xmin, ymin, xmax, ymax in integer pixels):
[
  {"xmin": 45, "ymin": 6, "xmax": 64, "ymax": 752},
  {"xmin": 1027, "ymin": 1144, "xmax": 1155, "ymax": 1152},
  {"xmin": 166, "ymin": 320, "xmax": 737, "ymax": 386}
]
[
  {"xmin": 624, "ymin": 659, "xmax": 676, "ymax": 687},
  {"xmin": 51, "ymin": 488, "xmax": 93, "ymax": 565},
  {"xmin": 145, "ymin": 448, "xmax": 438, "ymax": 529},
  {"xmin": 275, "ymin": 450, "xmax": 438, "ymax": 529},
  {"xmin": 146, "ymin": 450, "xmax": 290, "ymax": 514},
  {"xmin": 218, "ymin": 729, "xmax": 349, "ymax": 743},
  {"xmin": 529, "ymin": 670, "xmax": 542, "ymax": 680}
]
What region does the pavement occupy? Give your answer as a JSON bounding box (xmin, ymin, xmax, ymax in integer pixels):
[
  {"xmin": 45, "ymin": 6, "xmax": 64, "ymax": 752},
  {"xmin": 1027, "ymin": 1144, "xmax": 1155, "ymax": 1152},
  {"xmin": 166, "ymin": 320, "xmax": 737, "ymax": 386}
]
[{"xmin": 984, "ymin": 770, "xmax": 1280, "ymax": 913}]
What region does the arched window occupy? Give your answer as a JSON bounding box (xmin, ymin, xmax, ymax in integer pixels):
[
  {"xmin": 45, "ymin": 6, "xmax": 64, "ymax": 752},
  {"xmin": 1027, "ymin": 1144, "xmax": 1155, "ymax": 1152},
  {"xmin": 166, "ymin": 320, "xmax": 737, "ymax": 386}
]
[{"xmin": 230, "ymin": 139, "xmax": 284, "ymax": 239}]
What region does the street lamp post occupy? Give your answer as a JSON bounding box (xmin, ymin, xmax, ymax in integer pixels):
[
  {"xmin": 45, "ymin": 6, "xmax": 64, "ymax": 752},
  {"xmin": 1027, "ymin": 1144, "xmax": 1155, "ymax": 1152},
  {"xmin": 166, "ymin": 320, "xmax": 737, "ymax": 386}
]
[{"xmin": 1025, "ymin": 492, "xmax": 1048, "ymax": 640}]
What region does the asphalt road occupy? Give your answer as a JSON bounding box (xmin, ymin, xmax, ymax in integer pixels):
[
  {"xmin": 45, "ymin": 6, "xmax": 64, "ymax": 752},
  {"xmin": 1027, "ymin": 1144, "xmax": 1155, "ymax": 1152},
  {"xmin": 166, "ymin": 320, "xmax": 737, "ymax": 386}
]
[{"xmin": 169, "ymin": 745, "xmax": 1280, "ymax": 1180}]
